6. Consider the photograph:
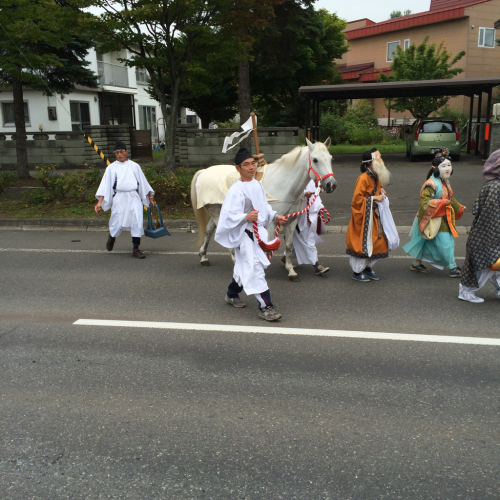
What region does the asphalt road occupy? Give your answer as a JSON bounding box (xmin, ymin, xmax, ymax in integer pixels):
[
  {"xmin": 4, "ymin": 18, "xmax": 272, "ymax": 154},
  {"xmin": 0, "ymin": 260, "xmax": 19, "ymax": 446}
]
[{"xmin": 1, "ymin": 230, "xmax": 499, "ymax": 499}]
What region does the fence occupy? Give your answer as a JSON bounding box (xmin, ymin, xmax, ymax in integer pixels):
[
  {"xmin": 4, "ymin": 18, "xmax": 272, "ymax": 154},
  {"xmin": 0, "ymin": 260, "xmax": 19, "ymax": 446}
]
[
  {"xmin": 176, "ymin": 125, "xmax": 300, "ymax": 167},
  {"xmin": 0, "ymin": 125, "xmax": 132, "ymax": 170}
]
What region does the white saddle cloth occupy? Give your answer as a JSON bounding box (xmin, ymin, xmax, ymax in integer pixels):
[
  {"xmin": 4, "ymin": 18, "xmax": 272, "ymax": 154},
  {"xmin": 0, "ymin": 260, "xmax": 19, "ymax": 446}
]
[{"xmin": 195, "ymin": 164, "xmax": 279, "ymax": 209}]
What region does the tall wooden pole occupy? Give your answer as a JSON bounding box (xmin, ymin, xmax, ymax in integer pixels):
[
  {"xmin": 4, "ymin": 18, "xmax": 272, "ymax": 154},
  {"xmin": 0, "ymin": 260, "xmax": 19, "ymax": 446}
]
[{"xmin": 251, "ymin": 112, "xmax": 259, "ymax": 155}]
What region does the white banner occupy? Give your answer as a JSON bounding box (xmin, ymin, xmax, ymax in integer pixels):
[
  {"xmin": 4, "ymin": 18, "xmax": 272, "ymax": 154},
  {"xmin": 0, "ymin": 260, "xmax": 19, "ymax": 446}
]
[{"xmin": 222, "ymin": 116, "xmax": 255, "ymax": 153}]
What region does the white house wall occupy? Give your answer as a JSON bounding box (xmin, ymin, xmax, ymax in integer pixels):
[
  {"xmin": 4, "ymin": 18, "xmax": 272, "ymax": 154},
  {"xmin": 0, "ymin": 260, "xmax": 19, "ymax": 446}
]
[{"xmin": 0, "ymin": 47, "xmax": 172, "ymax": 141}]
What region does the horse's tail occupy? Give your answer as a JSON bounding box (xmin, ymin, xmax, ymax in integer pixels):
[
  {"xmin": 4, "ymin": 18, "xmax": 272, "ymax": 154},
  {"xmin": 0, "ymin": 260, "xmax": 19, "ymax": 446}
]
[{"xmin": 191, "ymin": 169, "xmax": 211, "ymax": 248}]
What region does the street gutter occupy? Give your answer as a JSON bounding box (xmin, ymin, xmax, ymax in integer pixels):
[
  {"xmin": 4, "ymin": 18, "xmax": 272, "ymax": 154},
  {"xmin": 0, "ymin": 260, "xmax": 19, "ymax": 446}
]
[{"xmin": 0, "ymin": 218, "xmax": 470, "ymax": 235}]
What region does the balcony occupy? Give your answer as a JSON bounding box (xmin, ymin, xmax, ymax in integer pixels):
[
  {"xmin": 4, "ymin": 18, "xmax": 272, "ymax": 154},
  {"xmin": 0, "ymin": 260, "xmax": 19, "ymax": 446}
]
[{"xmin": 97, "ymin": 61, "xmax": 129, "ymax": 88}]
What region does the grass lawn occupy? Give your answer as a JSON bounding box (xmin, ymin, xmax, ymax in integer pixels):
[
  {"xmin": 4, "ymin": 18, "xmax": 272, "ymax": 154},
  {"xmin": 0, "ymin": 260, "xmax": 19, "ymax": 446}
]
[
  {"xmin": 0, "ymin": 198, "xmax": 194, "ymax": 220},
  {"xmin": 329, "ymin": 143, "xmax": 406, "ymax": 154}
]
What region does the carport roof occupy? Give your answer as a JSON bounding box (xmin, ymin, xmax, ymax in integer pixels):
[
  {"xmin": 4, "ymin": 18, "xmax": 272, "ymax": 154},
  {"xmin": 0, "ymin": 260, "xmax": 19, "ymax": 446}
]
[{"xmin": 299, "ymin": 77, "xmax": 500, "ymax": 100}]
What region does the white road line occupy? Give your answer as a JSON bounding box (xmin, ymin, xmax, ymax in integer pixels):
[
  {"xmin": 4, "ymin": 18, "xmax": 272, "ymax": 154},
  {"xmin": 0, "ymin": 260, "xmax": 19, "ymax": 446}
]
[
  {"xmin": 73, "ymin": 319, "xmax": 500, "ymax": 346},
  {"xmin": 0, "ymin": 248, "xmax": 466, "ymax": 259}
]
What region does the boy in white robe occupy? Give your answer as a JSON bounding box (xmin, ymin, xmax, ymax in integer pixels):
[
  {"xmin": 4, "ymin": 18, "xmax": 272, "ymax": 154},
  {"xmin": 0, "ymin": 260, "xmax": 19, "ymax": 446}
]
[
  {"xmin": 282, "ymin": 179, "xmax": 329, "ymax": 276},
  {"xmin": 95, "ymin": 140, "xmax": 154, "ymax": 259},
  {"xmin": 215, "ymin": 147, "xmax": 287, "ymax": 321}
]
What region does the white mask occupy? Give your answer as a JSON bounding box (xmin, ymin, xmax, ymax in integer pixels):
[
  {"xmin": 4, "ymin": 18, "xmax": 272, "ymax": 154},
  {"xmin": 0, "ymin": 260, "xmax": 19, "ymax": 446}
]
[{"xmin": 438, "ymin": 159, "xmax": 452, "ymax": 180}]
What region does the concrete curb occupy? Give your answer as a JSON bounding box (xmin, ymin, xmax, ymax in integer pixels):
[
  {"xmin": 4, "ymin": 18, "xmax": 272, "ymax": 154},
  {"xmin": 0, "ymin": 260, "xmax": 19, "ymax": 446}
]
[{"xmin": 0, "ymin": 218, "xmax": 471, "ymax": 235}]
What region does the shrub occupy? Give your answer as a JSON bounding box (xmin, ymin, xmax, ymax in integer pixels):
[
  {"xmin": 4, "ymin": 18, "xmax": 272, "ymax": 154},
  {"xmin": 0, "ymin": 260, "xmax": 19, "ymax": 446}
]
[
  {"xmin": 433, "ymin": 105, "xmax": 468, "ymax": 132},
  {"xmin": 381, "ymin": 127, "xmax": 403, "ymax": 145},
  {"xmin": 142, "ymin": 166, "xmax": 195, "ymax": 208},
  {"xmin": 345, "ymin": 125, "xmax": 384, "ymax": 145},
  {"xmin": 27, "ymin": 164, "xmax": 102, "ymax": 204},
  {"xmin": 344, "ymin": 100, "xmax": 379, "ymax": 128},
  {"xmin": 33, "ymin": 164, "xmax": 73, "ymax": 201},
  {"xmin": 213, "ymin": 117, "xmax": 240, "ymax": 129},
  {"xmin": 69, "ymin": 166, "xmax": 103, "ymax": 202},
  {"xmin": 0, "ymin": 171, "xmax": 18, "ymax": 198},
  {"xmin": 320, "ymin": 112, "xmax": 347, "ymax": 144}
]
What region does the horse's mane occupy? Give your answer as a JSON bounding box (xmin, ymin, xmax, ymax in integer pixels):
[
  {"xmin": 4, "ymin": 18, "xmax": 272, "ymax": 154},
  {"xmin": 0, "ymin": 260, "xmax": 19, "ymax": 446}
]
[{"xmin": 271, "ymin": 146, "xmax": 306, "ymax": 169}]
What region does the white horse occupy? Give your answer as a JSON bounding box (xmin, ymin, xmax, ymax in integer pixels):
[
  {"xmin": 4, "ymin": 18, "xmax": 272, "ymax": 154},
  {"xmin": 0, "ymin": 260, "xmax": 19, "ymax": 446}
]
[{"xmin": 190, "ymin": 138, "xmax": 337, "ymax": 281}]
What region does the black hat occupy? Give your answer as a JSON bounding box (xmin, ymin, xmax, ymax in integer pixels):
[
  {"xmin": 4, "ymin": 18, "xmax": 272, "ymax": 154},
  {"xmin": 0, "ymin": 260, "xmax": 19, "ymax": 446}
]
[
  {"xmin": 114, "ymin": 140, "xmax": 127, "ymax": 151},
  {"xmin": 234, "ymin": 147, "xmax": 253, "ymax": 165},
  {"xmin": 361, "ymin": 150, "xmax": 373, "ymax": 163}
]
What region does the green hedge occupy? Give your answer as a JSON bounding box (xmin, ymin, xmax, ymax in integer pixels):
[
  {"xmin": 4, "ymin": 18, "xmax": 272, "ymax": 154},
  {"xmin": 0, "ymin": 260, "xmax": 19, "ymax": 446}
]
[{"xmin": 23, "ymin": 164, "xmax": 195, "ymax": 209}]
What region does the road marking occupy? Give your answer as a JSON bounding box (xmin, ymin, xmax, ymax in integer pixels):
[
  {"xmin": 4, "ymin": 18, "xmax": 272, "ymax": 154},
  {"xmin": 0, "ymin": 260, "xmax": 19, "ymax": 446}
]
[
  {"xmin": 73, "ymin": 319, "xmax": 500, "ymax": 346},
  {"xmin": 0, "ymin": 248, "xmax": 465, "ymax": 259}
]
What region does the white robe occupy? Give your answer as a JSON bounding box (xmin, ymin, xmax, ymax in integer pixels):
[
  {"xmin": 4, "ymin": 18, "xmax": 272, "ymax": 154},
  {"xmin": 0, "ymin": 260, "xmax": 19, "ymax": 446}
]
[
  {"xmin": 95, "ymin": 160, "xmax": 154, "ymax": 238},
  {"xmin": 289, "ymin": 180, "xmax": 325, "ymax": 265},
  {"xmin": 215, "ymin": 179, "xmax": 277, "ymax": 296}
]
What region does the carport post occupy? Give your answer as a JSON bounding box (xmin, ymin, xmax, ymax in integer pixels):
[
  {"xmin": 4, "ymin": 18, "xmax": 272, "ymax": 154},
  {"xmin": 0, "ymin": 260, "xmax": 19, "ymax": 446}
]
[
  {"xmin": 316, "ymin": 100, "xmax": 321, "ymax": 141},
  {"xmin": 306, "ymin": 97, "xmax": 311, "ymax": 141},
  {"xmin": 483, "ymin": 88, "xmax": 492, "ymax": 159},
  {"xmin": 467, "ymin": 94, "xmax": 474, "ymax": 155},
  {"xmin": 475, "ymin": 92, "xmax": 482, "ymax": 157},
  {"xmin": 311, "ymin": 98, "xmax": 316, "ymax": 142}
]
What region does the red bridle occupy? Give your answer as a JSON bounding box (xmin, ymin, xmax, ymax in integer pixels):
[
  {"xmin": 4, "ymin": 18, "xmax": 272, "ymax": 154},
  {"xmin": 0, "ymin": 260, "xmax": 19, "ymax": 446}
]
[{"xmin": 308, "ymin": 153, "xmax": 334, "ymax": 184}]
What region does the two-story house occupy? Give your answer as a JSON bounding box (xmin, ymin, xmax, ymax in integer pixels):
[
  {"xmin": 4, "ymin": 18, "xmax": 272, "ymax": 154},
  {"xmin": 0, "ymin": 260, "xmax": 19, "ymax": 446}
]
[
  {"xmin": 0, "ymin": 47, "xmax": 199, "ymax": 143},
  {"xmin": 335, "ymin": 0, "xmax": 500, "ymax": 124}
]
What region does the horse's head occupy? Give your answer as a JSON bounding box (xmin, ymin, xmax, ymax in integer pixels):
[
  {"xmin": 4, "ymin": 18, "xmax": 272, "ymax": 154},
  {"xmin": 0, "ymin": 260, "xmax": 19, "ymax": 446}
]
[{"xmin": 306, "ymin": 137, "xmax": 337, "ymax": 193}]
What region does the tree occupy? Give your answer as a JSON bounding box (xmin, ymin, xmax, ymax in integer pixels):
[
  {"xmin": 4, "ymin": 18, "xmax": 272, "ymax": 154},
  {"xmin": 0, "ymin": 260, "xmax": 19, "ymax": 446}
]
[
  {"xmin": 96, "ymin": 0, "xmax": 238, "ymax": 173},
  {"xmin": 0, "ymin": 0, "xmax": 99, "ymax": 178},
  {"xmin": 389, "ymin": 9, "xmax": 411, "ymax": 19},
  {"xmin": 249, "ymin": 4, "xmax": 348, "ymax": 126},
  {"xmin": 225, "ymin": 0, "xmax": 282, "ymax": 149},
  {"xmin": 96, "ymin": 0, "xmax": 278, "ymax": 171},
  {"xmin": 378, "ymin": 37, "xmax": 465, "ymax": 118},
  {"xmin": 178, "ymin": 77, "xmax": 239, "ymax": 129}
]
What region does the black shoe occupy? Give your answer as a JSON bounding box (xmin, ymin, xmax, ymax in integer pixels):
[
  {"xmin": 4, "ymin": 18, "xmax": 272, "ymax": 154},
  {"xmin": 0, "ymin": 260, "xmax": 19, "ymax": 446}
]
[
  {"xmin": 106, "ymin": 234, "xmax": 115, "ymax": 252},
  {"xmin": 411, "ymin": 263, "xmax": 430, "ymax": 273},
  {"xmin": 132, "ymin": 249, "xmax": 145, "ymax": 259}
]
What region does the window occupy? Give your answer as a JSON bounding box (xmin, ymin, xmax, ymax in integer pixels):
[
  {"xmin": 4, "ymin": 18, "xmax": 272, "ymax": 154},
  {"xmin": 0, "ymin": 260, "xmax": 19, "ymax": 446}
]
[
  {"xmin": 404, "ymin": 39, "xmax": 410, "ymax": 50},
  {"xmin": 186, "ymin": 115, "xmax": 198, "ymax": 125},
  {"xmin": 2, "ymin": 101, "xmax": 30, "ymax": 126},
  {"xmin": 102, "ymin": 92, "xmax": 134, "ymax": 126},
  {"xmin": 136, "ymin": 68, "xmax": 148, "ymax": 84},
  {"xmin": 478, "ymin": 27, "xmax": 496, "ymax": 47},
  {"xmin": 70, "ymin": 101, "xmax": 90, "ymax": 131},
  {"xmin": 420, "ymin": 121, "xmax": 454, "ymax": 133},
  {"xmin": 387, "ymin": 40, "xmax": 400, "ymax": 61},
  {"xmin": 138, "ymin": 105, "xmax": 157, "ymax": 138}
]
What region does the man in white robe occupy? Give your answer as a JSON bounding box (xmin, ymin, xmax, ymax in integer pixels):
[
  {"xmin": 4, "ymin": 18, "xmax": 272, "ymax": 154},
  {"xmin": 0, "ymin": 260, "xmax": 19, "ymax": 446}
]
[
  {"xmin": 95, "ymin": 140, "xmax": 154, "ymax": 259},
  {"xmin": 283, "ymin": 179, "xmax": 329, "ymax": 276},
  {"xmin": 215, "ymin": 147, "xmax": 287, "ymax": 321}
]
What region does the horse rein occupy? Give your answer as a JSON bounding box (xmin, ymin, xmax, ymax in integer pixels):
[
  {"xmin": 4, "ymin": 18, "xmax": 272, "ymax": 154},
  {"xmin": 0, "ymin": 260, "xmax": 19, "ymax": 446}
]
[{"xmin": 252, "ymin": 152, "xmax": 333, "ymax": 258}]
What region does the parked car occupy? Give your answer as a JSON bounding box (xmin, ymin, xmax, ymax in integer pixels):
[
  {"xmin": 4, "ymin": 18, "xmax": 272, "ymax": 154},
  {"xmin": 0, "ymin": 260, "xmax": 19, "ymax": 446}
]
[{"xmin": 405, "ymin": 118, "xmax": 461, "ymax": 162}]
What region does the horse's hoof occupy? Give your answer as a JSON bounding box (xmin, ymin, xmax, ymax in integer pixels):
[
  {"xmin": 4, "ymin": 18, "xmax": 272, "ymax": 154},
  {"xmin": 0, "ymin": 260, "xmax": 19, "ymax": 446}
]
[
  {"xmin": 200, "ymin": 260, "xmax": 211, "ymax": 266},
  {"xmin": 288, "ymin": 275, "xmax": 300, "ymax": 282}
]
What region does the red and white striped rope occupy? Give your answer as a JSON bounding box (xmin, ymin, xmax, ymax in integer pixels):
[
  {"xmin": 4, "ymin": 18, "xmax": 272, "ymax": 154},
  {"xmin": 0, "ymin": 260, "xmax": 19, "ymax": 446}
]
[{"xmin": 252, "ymin": 182, "xmax": 331, "ymax": 259}]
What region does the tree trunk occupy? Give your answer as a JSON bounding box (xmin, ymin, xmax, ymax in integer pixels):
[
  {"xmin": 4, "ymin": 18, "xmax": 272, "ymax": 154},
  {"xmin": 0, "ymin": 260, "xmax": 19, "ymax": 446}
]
[
  {"xmin": 12, "ymin": 78, "xmax": 29, "ymax": 179},
  {"xmin": 163, "ymin": 80, "xmax": 180, "ymax": 174},
  {"xmin": 238, "ymin": 56, "xmax": 252, "ymax": 152},
  {"xmin": 148, "ymin": 71, "xmax": 175, "ymax": 174},
  {"xmin": 199, "ymin": 113, "xmax": 211, "ymax": 129}
]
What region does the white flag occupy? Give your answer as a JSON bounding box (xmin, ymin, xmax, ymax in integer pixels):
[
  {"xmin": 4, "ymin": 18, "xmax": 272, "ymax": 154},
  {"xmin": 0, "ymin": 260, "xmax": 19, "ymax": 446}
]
[{"xmin": 222, "ymin": 116, "xmax": 255, "ymax": 153}]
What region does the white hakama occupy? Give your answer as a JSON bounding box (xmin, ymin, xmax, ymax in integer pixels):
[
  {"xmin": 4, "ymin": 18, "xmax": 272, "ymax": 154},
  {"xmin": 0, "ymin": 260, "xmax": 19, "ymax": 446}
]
[
  {"xmin": 215, "ymin": 179, "xmax": 276, "ymax": 296},
  {"xmin": 95, "ymin": 160, "xmax": 154, "ymax": 238},
  {"xmin": 288, "ymin": 180, "xmax": 325, "ymax": 265}
]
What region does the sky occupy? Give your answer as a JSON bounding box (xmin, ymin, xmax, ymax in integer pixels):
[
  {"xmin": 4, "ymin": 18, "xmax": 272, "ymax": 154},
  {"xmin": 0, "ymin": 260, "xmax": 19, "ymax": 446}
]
[{"xmin": 314, "ymin": 0, "xmax": 432, "ymax": 23}]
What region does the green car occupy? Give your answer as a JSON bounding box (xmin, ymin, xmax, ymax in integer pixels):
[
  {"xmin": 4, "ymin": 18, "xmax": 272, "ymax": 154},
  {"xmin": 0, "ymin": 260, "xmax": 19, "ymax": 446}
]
[{"xmin": 405, "ymin": 118, "xmax": 461, "ymax": 162}]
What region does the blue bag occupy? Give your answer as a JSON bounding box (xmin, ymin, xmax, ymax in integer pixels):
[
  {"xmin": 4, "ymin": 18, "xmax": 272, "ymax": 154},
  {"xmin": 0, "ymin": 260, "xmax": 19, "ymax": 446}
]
[{"xmin": 144, "ymin": 203, "xmax": 171, "ymax": 238}]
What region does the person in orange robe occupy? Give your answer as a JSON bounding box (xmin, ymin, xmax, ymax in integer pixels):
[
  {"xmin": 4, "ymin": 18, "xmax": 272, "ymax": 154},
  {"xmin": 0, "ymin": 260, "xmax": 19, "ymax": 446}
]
[{"xmin": 346, "ymin": 149, "xmax": 392, "ymax": 282}]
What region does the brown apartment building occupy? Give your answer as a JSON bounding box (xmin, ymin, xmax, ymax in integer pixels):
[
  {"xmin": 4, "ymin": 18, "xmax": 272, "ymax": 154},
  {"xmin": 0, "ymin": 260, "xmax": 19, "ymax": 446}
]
[{"xmin": 335, "ymin": 0, "xmax": 500, "ymax": 124}]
